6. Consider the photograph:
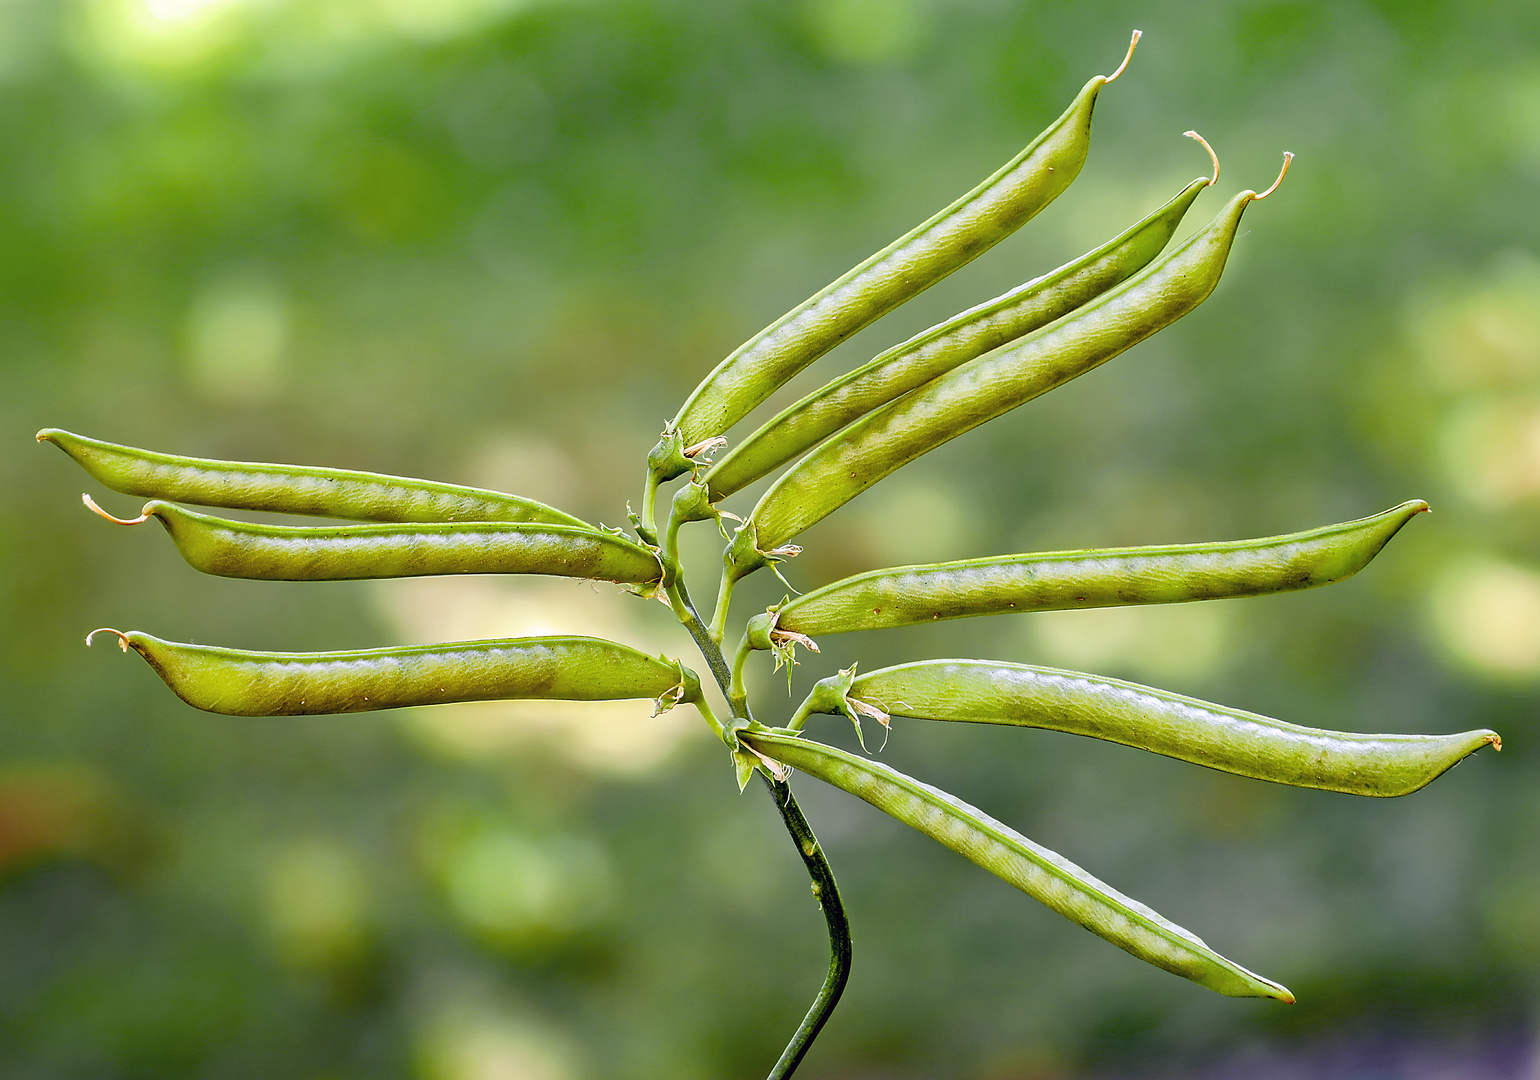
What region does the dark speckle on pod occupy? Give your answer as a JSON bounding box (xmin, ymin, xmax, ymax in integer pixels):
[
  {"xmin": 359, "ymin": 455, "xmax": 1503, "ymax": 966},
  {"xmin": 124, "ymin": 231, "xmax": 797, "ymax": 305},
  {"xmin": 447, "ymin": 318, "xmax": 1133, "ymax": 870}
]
[
  {"xmin": 704, "ymin": 172, "xmax": 1212, "ymax": 501},
  {"xmin": 660, "ymin": 33, "xmax": 1143, "ymax": 457},
  {"xmin": 769, "ymin": 501, "xmax": 1428, "ymax": 639},
  {"xmin": 119, "ymin": 501, "xmax": 663, "ymax": 585},
  {"xmin": 739, "ymin": 726, "xmax": 1294, "ymax": 1002},
  {"xmin": 39, "ymin": 428, "xmax": 586, "ymax": 526},
  {"xmin": 795, "ymin": 659, "xmax": 1498, "ymax": 798},
  {"xmin": 94, "ymin": 631, "xmax": 696, "ymax": 717}
]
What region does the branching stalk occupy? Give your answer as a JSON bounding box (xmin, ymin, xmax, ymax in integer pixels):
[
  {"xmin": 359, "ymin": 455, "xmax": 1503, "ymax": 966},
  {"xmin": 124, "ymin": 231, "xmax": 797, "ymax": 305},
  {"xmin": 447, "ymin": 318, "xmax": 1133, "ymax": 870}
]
[
  {"xmin": 730, "ymin": 632, "xmax": 753, "ymax": 718},
  {"xmin": 658, "ymin": 494, "xmax": 849, "ymax": 1076},
  {"xmin": 709, "ymin": 558, "xmax": 736, "ymax": 643}
]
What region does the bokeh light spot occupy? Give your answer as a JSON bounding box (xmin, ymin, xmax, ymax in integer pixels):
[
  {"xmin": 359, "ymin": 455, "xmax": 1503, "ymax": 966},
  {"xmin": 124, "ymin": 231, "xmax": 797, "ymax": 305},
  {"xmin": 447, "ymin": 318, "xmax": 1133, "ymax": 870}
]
[
  {"xmin": 1430, "ymin": 555, "xmax": 1540, "ymax": 679},
  {"xmin": 416, "ymin": 1001, "xmax": 575, "ymax": 1080},
  {"xmin": 804, "ymin": 0, "xmax": 931, "ymax": 65},
  {"xmin": 185, "ymin": 269, "xmax": 289, "ymax": 404},
  {"xmin": 261, "ymin": 837, "xmax": 371, "ymax": 969},
  {"xmin": 1025, "ymin": 601, "xmax": 1234, "ymax": 682}
]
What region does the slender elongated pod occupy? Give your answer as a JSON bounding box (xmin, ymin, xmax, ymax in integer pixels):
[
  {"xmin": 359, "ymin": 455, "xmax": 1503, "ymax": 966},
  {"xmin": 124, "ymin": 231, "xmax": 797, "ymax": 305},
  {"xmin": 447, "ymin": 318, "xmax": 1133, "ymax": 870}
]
[
  {"xmin": 39, "ymin": 429, "xmax": 586, "ymax": 527},
  {"xmin": 85, "ymin": 498, "xmax": 662, "ymax": 585},
  {"xmin": 87, "ymin": 630, "xmax": 700, "ymax": 717},
  {"xmin": 653, "ymin": 32, "xmax": 1142, "ymax": 470},
  {"xmin": 738, "ymin": 728, "xmax": 1293, "ymax": 1001},
  {"xmin": 793, "ymin": 661, "xmax": 1499, "ymax": 797},
  {"xmin": 704, "ymin": 172, "xmax": 1213, "ymax": 501},
  {"xmin": 734, "ymin": 158, "xmax": 1293, "ymax": 570},
  {"xmin": 765, "ymin": 500, "xmax": 1427, "ymax": 638}
]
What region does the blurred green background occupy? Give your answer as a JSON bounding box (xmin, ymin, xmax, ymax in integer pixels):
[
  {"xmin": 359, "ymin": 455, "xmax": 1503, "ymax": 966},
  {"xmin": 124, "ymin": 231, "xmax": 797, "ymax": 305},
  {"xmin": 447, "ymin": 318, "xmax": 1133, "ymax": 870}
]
[{"xmin": 5, "ymin": 0, "xmax": 1540, "ymax": 1076}]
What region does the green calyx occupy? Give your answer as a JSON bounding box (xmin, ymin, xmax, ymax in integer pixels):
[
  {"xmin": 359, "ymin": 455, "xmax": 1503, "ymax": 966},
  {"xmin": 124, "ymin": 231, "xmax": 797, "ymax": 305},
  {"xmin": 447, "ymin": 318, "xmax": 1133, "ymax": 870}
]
[{"xmin": 646, "ymin": 426, "xmax": 693, "ymax": 485}]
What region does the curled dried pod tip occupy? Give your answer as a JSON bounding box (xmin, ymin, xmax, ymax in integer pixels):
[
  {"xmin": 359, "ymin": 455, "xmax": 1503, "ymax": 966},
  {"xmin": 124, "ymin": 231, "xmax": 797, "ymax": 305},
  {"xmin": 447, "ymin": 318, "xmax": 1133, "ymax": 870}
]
[
  {"xmin": 1184, "ymin": 130, "xmax": 1220, "ymax": 186},
  {"xmin": 82, "ymin": 493, "xmax": 151, "ymax": 526}
]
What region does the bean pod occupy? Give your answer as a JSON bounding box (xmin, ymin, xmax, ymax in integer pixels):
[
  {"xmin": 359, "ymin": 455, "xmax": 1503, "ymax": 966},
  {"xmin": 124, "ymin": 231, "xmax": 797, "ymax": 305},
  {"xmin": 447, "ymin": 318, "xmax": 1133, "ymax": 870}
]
[
  {"xmin": 89, "ymin": 630, "xmax": 699, "ymax": 717},
  {"xmin": 735, "ymin": 165, "xmax": 1291, "ymax": 569},
  {"xmin": 96, "ymin": 499, "xmax": 662, "ymax": 584},
  {"xmin": 766, "ymin": 500, "xmax": 1426, "ymax": 639},
  {"xmin": 39, "ymin": 428, "xmax": 586, "ymax": 526},
  {"xmin": 705, "ymin": 174, "xmax": 1212, "ymax": 500},
  {"xmin": 737, "ymin": 727, "xmax": 1293, "ymax": 1001},
  {"xmin": 795, "ymin": 661, "xmax": 1499, "ymax": 797},
  {"xmin": 656, "ymin": 33, "xmax": 1141, "ymax": 465}
]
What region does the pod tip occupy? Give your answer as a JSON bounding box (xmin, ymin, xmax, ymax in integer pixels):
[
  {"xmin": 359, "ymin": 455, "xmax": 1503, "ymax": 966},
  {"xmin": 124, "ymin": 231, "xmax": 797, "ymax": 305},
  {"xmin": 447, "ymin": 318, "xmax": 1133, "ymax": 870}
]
[
  {"xmin": 1486, "ymin": 732, "xmax": 1502, "ymax": 752},
  {"xmin": 1253, "ymin": 152, "xmax": 1294, "ymax": 202},
  {"xmin": 86, "ymin": 627, "xmax": 131, "ymax": 652},
  {"xmin": 35, "ymin": 428, "xmax": 57, "ymax": 444},
  {"xmin": 1184, "ymin": 130, "xmax": 1220, "ymax": 186},
  {"xmin": 1107, "ymin": 30, "xmax": 1141, "ymax": 84},
  {"xmin": 81, "ymin": 492, "xmax": 151, "ymax": 526}
]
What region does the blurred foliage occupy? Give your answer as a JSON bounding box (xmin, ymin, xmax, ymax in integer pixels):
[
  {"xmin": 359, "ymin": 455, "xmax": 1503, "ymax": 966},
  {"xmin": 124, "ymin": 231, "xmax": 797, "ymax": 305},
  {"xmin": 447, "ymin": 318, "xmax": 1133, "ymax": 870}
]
[{"xmin": 4, "ymin": 0, "xmax": 1540, "ymax": 1077}]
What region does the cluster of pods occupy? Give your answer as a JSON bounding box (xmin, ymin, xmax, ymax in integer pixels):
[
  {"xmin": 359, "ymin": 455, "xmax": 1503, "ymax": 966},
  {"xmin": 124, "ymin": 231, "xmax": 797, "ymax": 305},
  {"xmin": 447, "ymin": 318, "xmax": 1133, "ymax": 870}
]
[{"xmin": 45, "ymin": 31, "xmax": 1496, "ymax": 1017}]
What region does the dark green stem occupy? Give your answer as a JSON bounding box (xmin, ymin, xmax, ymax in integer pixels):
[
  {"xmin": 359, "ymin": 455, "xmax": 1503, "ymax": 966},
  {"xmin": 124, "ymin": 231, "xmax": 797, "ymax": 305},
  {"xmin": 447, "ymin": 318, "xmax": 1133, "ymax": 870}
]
[
  {"xmin": 676, "ymin": 582, "xmax": 736, "ymax": 698},
  {"xmin": 663, "ymin": 504, "xmax": 849, "ymax": 1075},
  {"xmin": 761, "ymin": 773, "xmax": 851, "ymax": 1080}
]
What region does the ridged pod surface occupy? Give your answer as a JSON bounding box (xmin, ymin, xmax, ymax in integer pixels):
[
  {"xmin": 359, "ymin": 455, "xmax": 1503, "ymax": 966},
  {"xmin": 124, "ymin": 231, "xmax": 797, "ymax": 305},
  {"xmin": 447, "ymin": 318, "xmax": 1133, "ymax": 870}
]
[
  {"xmin": 741, "ymin": 188, "xmax": 1267, "ymax": 559},
  {"xmin": 39, "ymin": 429, "xmax": 585, "ymax": 526},
  {"xmin": 661, "ymin": 38, "xmax": 1140, "ymax": 456},
  {"xmin": 738, "ymin": 727, "xmax": 1293, "ymax": 1001},
  {"xmin": 131, "ymin": 501, "xmax": 662, "ymax": 584},
  {"xmin": 800, "ymin": 661, "xmax": 1499, "ymax": 797},
  {"xmin": 705, "ymin": 176, "xmax": 1211, "ymax": 500},
  {"xmin": 770, "ymin": 501, "xmax": 1427, "ymax": 638},
  {"xmin": 94, "ymin": 631, "xmax": 698, "ymax": 716}
]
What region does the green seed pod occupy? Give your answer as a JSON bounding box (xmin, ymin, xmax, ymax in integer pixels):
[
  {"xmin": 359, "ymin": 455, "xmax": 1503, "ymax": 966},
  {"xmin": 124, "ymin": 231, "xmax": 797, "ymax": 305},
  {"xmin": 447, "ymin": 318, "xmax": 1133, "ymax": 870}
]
[
  {"xmin": 767, "ymin": 500, "xmax": 1427, "ymax": 639},
  {"xmin": 659, "ymin": 33, "xmax": 1142, "ymax": 455},
  {"xmin": 740, "ymin": 158, "xmax": 1293, "ymax": 563},
  {"xmin": 737, "ymin": 728, "xmax": 1293, "ymax": 1001},
  {"xmin": 796, "ymin": 661, "xmax": 1500, "ymax": 797},
  {"xmin": 88, "ymin": 630, "xmax": 699, "ymax": 717},
  {"xmin": 705, "ymin": 174, "xmax": 1212, "ymax": 501},
  {"xmin": 86, "ymin": 498, "xmax": 662, "ymax": 585},
  {"xmin": 39, "ymin": 429, "xmax": 586, "ymax": 527}
]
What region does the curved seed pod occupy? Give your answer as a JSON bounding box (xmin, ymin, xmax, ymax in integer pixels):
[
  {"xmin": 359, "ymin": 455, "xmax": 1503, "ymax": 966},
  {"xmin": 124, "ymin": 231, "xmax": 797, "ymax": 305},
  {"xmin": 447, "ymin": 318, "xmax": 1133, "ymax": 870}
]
[
  {"xmin": 705, "ymin": 174, "xmax": 1212, "ymax": 500},
  {"xmin": 87, "ymin": 498, "xmax": 662, "ymax": 585},
  {"xmin": 768, "ymin": 500, "xmax": 1427, "ymax": 638},
  {"xmin": 740, "ymin": 160, "xmax": 1293, "ymax": 562},
  {"xmin": 658, "ymin": 32, "xmax": 1142, "ymax": 459},
  {"xmin": 737, "ymin": 728, "xmax": 1293, "ymax": 1001},
  {"xmin": 798, "ymin": 661, "xmax": 1500, "ymax": 797},
  {"xmin": 38, "ymin": 429, "xmax": 587, "ymax": 527},
  {"xmin": 87, "ymin": 630, "xmax": 700, "ymax": 717}
]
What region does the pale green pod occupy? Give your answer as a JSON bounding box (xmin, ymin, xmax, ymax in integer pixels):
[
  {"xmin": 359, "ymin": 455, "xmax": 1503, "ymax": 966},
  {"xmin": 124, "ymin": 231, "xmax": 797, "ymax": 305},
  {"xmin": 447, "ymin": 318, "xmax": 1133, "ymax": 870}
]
[
  {"xmin": 769, "ymin": 501, "xmax": 1427, "ymax": 638},
  {"xmin": 740, "ymin": 179, "xmax": 1284, "ymax": 562},
  {"xmin": 659, "ymin": 35, "xmax": 1142, "ymax": 459},
  {"xmin": 737, "ymin": 728, "xmax": 1293, "ymax": 1001},
  {"xmin": 704, "ymin": 176, "xmax": 1212, "ymax": 500},
  {"xmin": 108, "ymin": 500, "xmax": 662, "ymax": 584},
  {"xmin": 39, "ymin": 429, "xmax": 586, "ymax": 526},
  {"xmin": 89, "ymin": 630, "xmax": 699, "ymax": 717},
  {"xmin": 798, "ymin": 661, "xmax": 1500, "ymax": 797}
]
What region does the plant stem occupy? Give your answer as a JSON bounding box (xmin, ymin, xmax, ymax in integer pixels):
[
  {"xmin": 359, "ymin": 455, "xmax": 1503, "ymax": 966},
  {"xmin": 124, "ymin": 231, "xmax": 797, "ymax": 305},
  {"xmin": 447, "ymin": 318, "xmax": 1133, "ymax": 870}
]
[
  {"xmin": 639, "ymin": 468, "xmax": 660, "ymax": 540},
  {"xmin": 676, "ymin": 583, "xmax": 736, "ymax": 700},
  {"xmin": 761, "ymin": 773, "xmax": 851, "ymax": 1080},
  {"xmin": 709, "ymin": 556, "xmax": 735, "ymax": 643},
  {"xmin": 730, "ymin": 632, "xmax": 753, "ymax": 718},
  {"xmin": 661, "ymin": 501, "xmax": 851, "ymax": 1076}
]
